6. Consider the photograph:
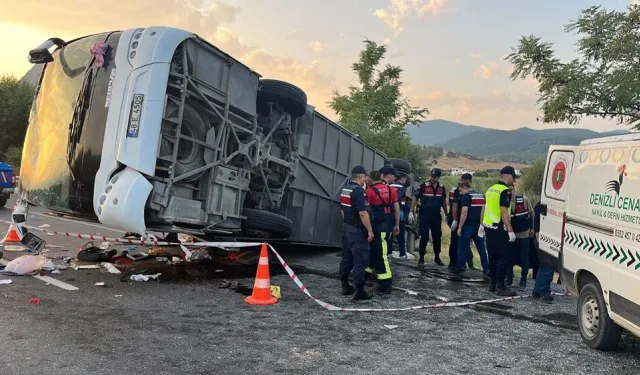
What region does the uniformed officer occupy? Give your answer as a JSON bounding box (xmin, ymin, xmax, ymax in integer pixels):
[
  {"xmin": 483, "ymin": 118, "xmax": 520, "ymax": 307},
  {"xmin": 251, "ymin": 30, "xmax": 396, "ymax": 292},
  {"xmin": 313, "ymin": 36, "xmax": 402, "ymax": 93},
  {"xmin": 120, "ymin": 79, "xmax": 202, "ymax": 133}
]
[
  {"xmin": 409, "ymin": 168, "xmax": 448, "ymax": 266},
  {"xmin": 454, "ymin": 182, "xmax": 489, "ymax": 278},
  {"xmin": 389, "ymin": 172, "xmax": 413, "ymax": 260},
  {"xmin": 339, "ymin": 165, "xmax": 374, "ymax": 300},
  {"xmin": 366, "ymin": 170, "xmax": 400, "ymax": 293},
  {"xmin": 483, "ymin": 166, "xmax": 518, "ymax": 297},
  {"xmin": 448, "ymin": 173, "xmax": 475, "ymax": 271},
  {"xmin": 506, "ymin": 184, "xmax": 534, "ymax": 291}
]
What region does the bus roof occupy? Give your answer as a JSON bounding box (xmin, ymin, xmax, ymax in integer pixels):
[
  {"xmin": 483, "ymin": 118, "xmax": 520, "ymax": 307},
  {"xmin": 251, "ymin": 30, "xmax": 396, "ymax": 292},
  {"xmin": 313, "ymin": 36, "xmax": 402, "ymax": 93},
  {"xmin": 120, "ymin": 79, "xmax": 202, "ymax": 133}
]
[{"xmin": 580, "ymin": 132, "xmax": 640, "ymax": 146}]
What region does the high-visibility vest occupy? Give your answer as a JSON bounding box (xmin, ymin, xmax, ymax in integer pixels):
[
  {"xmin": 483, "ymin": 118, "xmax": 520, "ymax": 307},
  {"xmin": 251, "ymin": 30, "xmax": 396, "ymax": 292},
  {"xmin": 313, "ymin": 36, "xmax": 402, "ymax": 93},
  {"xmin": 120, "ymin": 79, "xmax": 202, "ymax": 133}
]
[{"xmin": 483, "ymin": 183, "xmax": 511, "ymax": 227}]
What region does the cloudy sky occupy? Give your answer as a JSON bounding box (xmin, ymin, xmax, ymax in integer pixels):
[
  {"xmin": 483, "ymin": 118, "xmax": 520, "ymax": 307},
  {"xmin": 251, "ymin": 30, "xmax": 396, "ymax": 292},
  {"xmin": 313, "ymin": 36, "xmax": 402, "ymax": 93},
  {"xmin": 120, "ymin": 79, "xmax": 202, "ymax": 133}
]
[{"xmin": 0, "ymin": 0, "xmax": 635, "ymax": 132}]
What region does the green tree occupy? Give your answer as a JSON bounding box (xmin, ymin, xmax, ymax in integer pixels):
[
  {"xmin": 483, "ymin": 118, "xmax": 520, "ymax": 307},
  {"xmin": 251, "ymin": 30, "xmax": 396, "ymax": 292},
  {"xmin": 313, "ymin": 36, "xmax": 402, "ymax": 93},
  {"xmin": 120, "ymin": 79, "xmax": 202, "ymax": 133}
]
[
  {"xmin": 4, "ymin": 146, "xmax": 23, "ymax": 169},
  {"xmin": 329, "ymin": 40, "xmax": 430, "ymax": 175},
  {"xmin": 0, "ymin": 75, "xmax": 35, "ymax": 153},
  {"xmin": 519, "ymin": 158, "xmax": 545, "ymax": 204},
  {"xmin": 506, "ymin": 5, "xmax": 640, "ymax": 129}
]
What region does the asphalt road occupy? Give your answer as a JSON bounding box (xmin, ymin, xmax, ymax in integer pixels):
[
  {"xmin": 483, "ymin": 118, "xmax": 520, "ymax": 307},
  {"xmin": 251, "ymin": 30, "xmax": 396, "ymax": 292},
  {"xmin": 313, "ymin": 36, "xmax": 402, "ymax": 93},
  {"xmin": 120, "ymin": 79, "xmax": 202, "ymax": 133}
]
[{"xmin": 0, "ymin": 198, "xmax": 638, "ymax": 375}]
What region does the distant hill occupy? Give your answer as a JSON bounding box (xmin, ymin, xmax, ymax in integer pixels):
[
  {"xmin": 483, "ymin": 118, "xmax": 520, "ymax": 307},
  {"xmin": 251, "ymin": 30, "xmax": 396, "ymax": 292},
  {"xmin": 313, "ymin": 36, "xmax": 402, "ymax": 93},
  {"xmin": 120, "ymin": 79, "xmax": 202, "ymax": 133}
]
[
  {"xmin": 407, "ymin": 119, "xmax": 633, "ymax": 164},
  {"xmin": 407, "ymin": 120, "xmax": 485, "ymax": 145},
  {"xmin": 440, "ymin": 126, "xmax": 631, "ymax": 164}
]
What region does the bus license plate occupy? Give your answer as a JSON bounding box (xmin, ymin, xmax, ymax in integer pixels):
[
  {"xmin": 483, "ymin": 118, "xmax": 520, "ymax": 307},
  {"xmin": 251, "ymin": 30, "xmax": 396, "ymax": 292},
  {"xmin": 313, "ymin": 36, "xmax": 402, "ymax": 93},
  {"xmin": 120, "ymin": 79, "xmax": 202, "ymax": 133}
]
[{"xmin": 127, "ymin": 94, "xmax": 144, "ymax": 138}]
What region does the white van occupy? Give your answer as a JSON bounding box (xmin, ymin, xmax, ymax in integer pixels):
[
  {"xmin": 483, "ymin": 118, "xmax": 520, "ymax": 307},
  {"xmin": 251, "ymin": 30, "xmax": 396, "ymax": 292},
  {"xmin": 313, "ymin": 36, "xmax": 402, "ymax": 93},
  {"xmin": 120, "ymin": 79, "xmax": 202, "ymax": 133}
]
[{"xmin": 540, "ymin": 133, "xmax": 640, "ymax": 350}]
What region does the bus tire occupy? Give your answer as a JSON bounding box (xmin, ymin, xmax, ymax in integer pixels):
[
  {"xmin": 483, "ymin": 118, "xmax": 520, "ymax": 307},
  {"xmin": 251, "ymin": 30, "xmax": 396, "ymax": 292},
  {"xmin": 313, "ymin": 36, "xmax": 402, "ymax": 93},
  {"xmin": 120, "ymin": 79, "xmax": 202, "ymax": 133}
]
[
  {"xmin": 160, "ymin": 104, "xmax": 208, "ymax": 181},
  {"xmin": 389, "ymin": 158, "xmax": 412, "ymax": 174},
  {"xmin": 242, "ymin": 208, "xmax": 293, "ymax": 239},
  {"xmin": 577, "ymin": 282, "xmax": 622, "ymax": 350},
  {"xmin": 257, "ymin": 79, "xmax": 308, "ymax": 119}
]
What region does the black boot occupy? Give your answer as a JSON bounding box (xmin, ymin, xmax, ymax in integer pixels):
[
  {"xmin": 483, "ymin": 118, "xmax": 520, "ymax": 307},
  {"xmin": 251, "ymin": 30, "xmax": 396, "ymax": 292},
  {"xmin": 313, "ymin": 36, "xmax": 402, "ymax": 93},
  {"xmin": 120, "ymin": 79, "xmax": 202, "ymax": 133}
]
[
  {"xmin": 341, "ymin": 281, "xmax": 355, "ymax": 296},
  {"xmin": 489, "ymin": 283, "xmax": 496, "ymax": 293},
  {"xmin": 496, "ymin": 285, "xmax": 517, "ymax": 297},
  {"xmin": 434, "ymin": 256, "xmax": 444, "ymax": 266},
  {"xmin": 353, "ymin": 284, "xmax": 373, "ymax": 300}
]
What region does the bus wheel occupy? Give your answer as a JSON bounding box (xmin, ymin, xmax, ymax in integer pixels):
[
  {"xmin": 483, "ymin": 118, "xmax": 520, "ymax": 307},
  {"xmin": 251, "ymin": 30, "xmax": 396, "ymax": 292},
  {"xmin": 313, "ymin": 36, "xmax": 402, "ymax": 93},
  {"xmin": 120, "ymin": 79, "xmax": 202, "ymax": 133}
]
[
  {"xmin": 577, "ymin": 283, "xmax": 622, "ymax": 350},
  {"xmin": 160, "ymin": 103, "xmax": 208, "ymax": 182},
  {"xmin": 242, "ymin": 209, "xmax": 293, "ymax": 239},
  {"xmin": 257, "ymin": 80, "xmax": 308, "ymax": 119}
]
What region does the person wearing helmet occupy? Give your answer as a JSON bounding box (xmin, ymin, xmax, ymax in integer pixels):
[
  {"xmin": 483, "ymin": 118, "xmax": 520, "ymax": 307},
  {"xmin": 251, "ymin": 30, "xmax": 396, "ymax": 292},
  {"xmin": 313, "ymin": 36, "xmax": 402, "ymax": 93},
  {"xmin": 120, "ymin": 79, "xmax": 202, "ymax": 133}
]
[{"xmin": 409, "ymin": 168, "xmax": 448, "ymax": 267}]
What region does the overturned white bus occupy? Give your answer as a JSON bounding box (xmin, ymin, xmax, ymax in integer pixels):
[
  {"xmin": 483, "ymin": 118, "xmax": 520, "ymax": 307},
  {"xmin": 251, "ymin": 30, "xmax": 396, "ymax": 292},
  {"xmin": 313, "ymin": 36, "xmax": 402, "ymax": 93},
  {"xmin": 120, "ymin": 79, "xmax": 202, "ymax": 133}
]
[{"xmin": 18, "ymin": 27, "xmax": 397, "ymax": 246}]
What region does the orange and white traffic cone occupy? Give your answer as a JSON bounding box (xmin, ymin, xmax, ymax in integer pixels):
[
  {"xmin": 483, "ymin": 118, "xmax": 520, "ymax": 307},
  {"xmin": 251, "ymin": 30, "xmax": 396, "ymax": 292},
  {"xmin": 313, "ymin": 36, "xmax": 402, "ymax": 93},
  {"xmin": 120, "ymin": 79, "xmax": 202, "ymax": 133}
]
[
  {"xmin": 245, "ymin": 243, "xmax": 278, "ymax": 306},
  {"xmin": 1, "ymin": 225, "xmax": 21, "ymax": 243}
]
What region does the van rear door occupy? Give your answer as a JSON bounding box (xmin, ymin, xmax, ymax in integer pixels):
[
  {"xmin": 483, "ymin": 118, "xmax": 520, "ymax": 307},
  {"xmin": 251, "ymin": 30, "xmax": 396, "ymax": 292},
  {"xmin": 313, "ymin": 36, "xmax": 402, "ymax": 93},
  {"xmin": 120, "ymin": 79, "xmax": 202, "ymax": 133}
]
[{"xmin": 539, "ymin": 146, "xmax": 577, "ymax": 267}]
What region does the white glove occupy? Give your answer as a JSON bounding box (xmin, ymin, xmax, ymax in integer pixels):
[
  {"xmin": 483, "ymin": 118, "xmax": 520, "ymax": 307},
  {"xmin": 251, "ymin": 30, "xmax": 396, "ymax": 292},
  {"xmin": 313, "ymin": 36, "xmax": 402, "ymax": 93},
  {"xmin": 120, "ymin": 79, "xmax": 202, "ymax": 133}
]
[
  {"xmin": 408, "ymin": 212, "xmax": 415, "ymax": 224},
  {"xmin": 450, "ymin": 221, "xmax": 458, "ymax": 231},
  {"xmin": 508, "ymin": 231, "xmax": 516, "ymax": 243},
  {"xmin": 478, "ymin": 226, "xmax": 485, "ymax": 238}
]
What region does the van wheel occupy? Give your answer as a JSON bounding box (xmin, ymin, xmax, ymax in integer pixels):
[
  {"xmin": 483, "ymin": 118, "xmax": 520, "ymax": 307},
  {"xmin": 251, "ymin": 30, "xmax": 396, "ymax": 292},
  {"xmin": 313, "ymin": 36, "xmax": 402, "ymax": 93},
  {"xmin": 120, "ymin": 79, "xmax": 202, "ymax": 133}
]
[
  {"xmin": 242, "ymin": 209, "xmax": 293, "ymax": 239},
  {"xmin": 0, "ymin": 197, "xmax": 6, "ymax": 208},
  {"xmin": 577, "ymin": 283, "xmax": 622, "ymax": 350},
  {"xmin": 257, "ymin": 80, "xmax": 308, "ymax": 119}
]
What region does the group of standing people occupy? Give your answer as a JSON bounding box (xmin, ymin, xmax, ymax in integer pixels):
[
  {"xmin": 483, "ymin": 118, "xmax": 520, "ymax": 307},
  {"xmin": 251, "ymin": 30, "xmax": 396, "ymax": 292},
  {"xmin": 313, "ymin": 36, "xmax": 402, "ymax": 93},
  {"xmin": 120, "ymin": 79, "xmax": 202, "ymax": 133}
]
[{"xmin": 339, "ymin": 164, "xmax": 556, "ymax": 302}]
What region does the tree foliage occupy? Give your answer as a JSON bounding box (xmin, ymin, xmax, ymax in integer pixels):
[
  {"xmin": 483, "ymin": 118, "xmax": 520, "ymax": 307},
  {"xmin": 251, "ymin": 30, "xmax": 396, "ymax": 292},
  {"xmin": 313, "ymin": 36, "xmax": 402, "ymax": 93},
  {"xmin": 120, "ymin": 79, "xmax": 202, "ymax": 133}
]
[
  {"xmin": 519, "ymin": 158, "xmax": 545, "ymax": 204},
  {"xmin": 0, "ymin": 75, "xmax": 34, "ymax": 154},
  {"xmin": 329, "ymin": 40, "xmax": 430, "ymax": 175},
  {"xmin": 506, "ymin": 5, "xmax": 640, "ymax": 129}
]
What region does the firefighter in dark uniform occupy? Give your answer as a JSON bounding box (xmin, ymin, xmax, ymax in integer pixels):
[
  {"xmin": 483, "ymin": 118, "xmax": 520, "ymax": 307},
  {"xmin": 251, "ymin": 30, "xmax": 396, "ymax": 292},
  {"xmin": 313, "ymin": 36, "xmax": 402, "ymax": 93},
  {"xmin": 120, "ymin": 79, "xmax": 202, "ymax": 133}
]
[
  {"xmin": 410, "ymin": 168, "xmax": 448, "ymax": 266},
  {"xmin": 389, "ymin": 173, "xmax": 412, "ymax": 259},
  {"xmin": 339, "ymin": 165, "xmax": 374, "ymax": 300},
  {"xmin": 448, "ymin": 173, "xmax": 475, "ymax": 271},
  {"xmin": 483, "ymin": 166, "xmax": 518, "ymax": 297},
  {"xmin": 365, "ymin": 170, "xmax": 400, "ymax": 293}
]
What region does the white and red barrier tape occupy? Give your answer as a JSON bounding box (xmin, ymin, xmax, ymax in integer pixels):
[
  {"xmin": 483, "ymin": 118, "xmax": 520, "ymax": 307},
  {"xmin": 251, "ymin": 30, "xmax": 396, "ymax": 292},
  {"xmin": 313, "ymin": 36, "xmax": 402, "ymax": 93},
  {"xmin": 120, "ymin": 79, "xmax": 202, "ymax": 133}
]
[
  {"xmin": 0, "ymin": 219, "xmax": 255, "ymax": 248},
  {"xmin": 0, "ymin": 219, "xmax": 565, "ymax": 312},
  {"xmin": 265, "ymin": 244, "xmax": 565, "ymax": 312}
]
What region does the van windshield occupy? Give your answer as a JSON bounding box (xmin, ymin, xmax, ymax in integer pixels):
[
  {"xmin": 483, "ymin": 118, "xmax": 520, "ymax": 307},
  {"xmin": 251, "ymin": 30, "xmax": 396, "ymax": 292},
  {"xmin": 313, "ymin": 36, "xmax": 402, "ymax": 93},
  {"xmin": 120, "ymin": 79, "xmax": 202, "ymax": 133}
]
[{"xmin": 21, "ymin": 34, "xmax": 106, "ymax": 210}]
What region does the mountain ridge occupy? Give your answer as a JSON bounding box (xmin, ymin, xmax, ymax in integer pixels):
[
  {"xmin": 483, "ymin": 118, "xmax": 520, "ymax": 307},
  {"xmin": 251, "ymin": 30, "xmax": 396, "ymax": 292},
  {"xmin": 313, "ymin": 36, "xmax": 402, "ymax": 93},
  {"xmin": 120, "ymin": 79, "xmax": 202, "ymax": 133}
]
[{"xmin": 408, "ymin": 119, "xmax": 632, "ymax": 164}]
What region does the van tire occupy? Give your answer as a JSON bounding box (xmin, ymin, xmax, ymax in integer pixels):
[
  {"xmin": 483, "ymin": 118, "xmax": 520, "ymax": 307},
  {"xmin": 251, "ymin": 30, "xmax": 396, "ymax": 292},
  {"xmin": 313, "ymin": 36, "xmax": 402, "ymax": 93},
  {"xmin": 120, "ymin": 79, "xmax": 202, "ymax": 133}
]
[
  {"xmin": 257, "ymin": 80, "xmax": 308, "ymax": 119},
  {"xmin": 0, "ymin": 197, "xmax": 6, "ymax": 208},
  {"xmin": 242, "ymin": 209, "xmax": 293, "ymax": 239},
  {"xmin": 577, "ymin": 283, "xmax": 622, "ymax": 350}
]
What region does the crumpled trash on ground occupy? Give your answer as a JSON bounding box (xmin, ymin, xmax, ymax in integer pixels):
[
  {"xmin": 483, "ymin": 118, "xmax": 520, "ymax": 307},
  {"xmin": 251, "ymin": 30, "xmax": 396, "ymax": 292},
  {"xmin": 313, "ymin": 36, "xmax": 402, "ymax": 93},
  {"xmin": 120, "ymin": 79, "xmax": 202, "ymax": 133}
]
[
  {"xmin": 270, "ymin": 285, "xmax": 281, "ymax": 299},
  {"xmin": 28, "ymin": 297, "xmax": 40, "ymax": 304},
  {"xmin": 130, "ymin": 273, "xmax": 162, "ymax": 282},
  {"xmin": 3, "ymin": 255, "xmax": 47, "ymax": 275},
  {"xmin": 0, "ymin": 279, "xmax": 12, "ymax": 285},
  {"xmin": 101, "ymin": 262, "xmax": 121, "ymax": 274},
  {"xmin": 99, "ymin": 242, "xmax": 111, "ymax": 250}
]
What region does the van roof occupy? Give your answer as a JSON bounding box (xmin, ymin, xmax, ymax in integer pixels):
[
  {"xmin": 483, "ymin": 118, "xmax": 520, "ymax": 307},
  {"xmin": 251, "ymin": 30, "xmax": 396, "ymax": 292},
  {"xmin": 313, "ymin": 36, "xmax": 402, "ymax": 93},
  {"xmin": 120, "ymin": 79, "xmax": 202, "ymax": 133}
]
[{"xmin": 580, "ymin": 132, "xmax": 640, "ymax": 146}]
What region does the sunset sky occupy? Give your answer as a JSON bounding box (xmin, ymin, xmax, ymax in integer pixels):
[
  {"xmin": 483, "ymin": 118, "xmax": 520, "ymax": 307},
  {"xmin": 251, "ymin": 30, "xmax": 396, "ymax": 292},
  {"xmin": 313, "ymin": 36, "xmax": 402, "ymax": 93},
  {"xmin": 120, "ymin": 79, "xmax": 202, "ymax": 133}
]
[{"xmin": 1, "ymin": 0, "xmax": 635, "ymax": 133}]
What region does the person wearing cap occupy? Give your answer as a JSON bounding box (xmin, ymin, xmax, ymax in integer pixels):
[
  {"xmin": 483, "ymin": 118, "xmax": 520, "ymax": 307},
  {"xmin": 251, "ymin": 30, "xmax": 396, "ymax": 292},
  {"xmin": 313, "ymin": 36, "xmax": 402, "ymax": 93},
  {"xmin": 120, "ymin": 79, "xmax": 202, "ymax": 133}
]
[
  {"xmin": 447, "ymin": 173, "xmax": 475, "ymax": 271},
  {"xmin": 365, "ymin": 169, "xmax": 400, "ymax": 293},
  {"xmin": 454, "ymin": 182, "xmax": 490, "ymax": 279},
  {"xmin": 339, "ymin": 165, "xmax": 374, "ymax": 300},
  {"xmin": 410, "ymin": 168, "xmax": 448, "ymax": 266},
  {"xmin": 389, "ymin": 172, "xmax": 413, "ymax": 260},
  {"xmin": 505, "ymin": 183, "xmax": 534, "ymax": 291},
  {"xmin": 482, "ymin": 166, "xmax": 518, "ymax": 296}
]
